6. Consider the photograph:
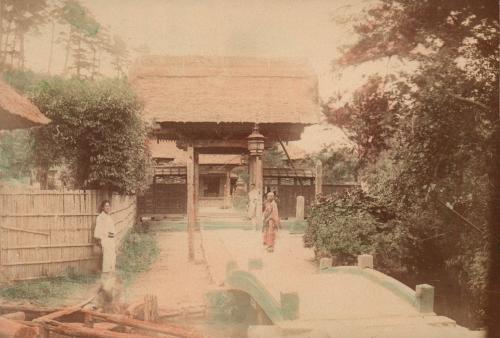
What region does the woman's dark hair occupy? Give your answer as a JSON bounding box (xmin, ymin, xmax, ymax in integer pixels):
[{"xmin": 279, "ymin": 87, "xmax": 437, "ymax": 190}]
[{"xmin": 99, "ymin": 200, "xmax": 111, "ymax": 213}]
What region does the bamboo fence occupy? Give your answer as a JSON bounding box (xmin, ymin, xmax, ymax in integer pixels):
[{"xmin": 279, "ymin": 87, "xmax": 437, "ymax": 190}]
[{"xmin": 0, "ymin": 189, "xmax": 136, "ymax": 281}]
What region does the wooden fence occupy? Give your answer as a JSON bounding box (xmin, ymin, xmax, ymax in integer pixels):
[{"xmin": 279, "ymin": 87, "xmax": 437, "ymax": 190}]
[{"xmin": 0, "ymin": 189, "xmax": 136, "ymax": 281}]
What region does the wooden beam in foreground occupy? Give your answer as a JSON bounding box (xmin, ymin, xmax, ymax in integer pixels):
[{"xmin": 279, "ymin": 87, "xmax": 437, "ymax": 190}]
[
  {"xmin": 81, "ymin": 309, "xmax": 208, "ymax": 338},
  {"xmin": 40, "ymin": 320, "xmax": 151, "ymax": 338}
]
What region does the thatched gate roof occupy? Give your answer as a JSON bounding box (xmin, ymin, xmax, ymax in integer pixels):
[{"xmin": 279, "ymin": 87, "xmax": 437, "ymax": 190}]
[
  {"xmin": 0, "ymin": 80, "xmax": 50, "ymax": 130},
  {"xmin": 129, "ymin": 55, "xmax": 320, "ymax": 125}
]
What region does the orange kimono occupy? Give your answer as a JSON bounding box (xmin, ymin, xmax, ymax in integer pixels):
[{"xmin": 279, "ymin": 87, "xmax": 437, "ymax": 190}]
[{"xmin": 262, "ymin": 200, "xmax": 280, "ymax": 250}]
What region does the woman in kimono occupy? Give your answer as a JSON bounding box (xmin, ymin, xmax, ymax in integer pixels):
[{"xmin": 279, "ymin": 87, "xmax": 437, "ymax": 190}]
[
  {"xmin": 262, "ymin": 192, "xmax": 280, "ymax": 252},
  {"xmin": 94, "ymin": 200, "xmax": 116, "ymax": 275}
]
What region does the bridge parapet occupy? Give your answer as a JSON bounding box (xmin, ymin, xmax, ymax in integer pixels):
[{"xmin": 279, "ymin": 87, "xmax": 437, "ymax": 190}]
[{"xmin": 320, "ymin": 254, "xmax": 435, "ymax": 314}]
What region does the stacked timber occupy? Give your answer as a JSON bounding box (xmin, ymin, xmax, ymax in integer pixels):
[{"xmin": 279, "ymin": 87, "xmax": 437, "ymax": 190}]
[{"xmin": 0, "ymin": 296, "xmax": 210, "ymax": 338}]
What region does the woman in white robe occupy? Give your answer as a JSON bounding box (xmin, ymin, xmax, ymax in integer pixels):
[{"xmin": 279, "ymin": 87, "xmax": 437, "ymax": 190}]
[{"xmin": 94, "ymin": 200, "xmax": 116, "ymax": 274}]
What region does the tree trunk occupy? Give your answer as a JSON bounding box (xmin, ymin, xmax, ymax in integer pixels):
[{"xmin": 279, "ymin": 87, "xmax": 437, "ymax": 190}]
[
  {"xmin": 91, "ymin": 43, "xmax": 97, "ymax": 79},
  {"xmin": 2, "ymin": 18, "xmax": 12, "ymax": 67},
  {"xmin": 63, "ymin": 26, "xmax": 73, "ymax": 75},
  {"xmin": 18, "ymin": 30, "xmax": 24, "ymax": 70},
  {"xmin": 38, "ymin": 165, "xmax": 49, "ymax": 190},
  {"xmin": 0, "ymin": 0, "xmax": 4, "ymax": 69},
  {"xmin": 47, "ymin": 20, "xmax": 55, "ymax": 74},
  {"xmin": 9, "ymin": 28, "xmax": 17, "ymax": 68},
  {"xmin": 76, "ymin": 35, "xmax": 81, "ymax": 78}
]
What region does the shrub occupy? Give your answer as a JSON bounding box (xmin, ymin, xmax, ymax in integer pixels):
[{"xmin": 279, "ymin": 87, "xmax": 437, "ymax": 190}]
[
  {"xmin": 30, "ymin": 77, "xmax": 150, "ymax": 193},
  {"xmin": 116, "ymin": 229, "xmax": 160, "ymax": 285},
  {"xmin": 304, "ymin": 187, "xmax": 410, "ymax": 272}
]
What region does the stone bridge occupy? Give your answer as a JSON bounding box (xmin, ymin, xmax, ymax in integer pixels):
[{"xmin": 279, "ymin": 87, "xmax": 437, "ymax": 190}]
[{"xmin": 201, "ymin": 227, "xmax": 484, "ymax": 338}]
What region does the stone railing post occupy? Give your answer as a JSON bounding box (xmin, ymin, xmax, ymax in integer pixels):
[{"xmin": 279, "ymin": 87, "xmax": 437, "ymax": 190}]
[
  {"xmin": 357, "ymin": 254, "xmax": 373, "ymax": 269},
  {"xmin": 280, "ymin": 291, "xmax": 299, "ymax": 320},
  {"xmin": 296, "ymin": 196, "xmax": 304, "ymax": 220},
  {"xmin": 416, "ymin": 284, "xmax": 435, "ymax": 313},
  {"xmin": 319, "ymin": 257, "xmax": 332, "ymax": 273}
]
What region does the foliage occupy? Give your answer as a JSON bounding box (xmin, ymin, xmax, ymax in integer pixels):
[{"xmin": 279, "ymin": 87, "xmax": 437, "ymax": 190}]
[
  {"xmin": 2, "ymin": 69, "xmax": 51, "ymax": 93},
  {"xmin": 31, "ymin": 77, "xmax": 150, "ymax": 193},
  {"xmin": 0, "ymin": 273, "xmax": 97, "ymax": 305},
  {"xmin": 304, "ymin": 188, "xmax": 409, "ymax": 272},
  {"xmin": 0, "ymin": 0, "xmax": 128, "ymax": 78},
  {"xmin": 116, "ymin": 229, "xmax": 160, "ymax": 285},
  {"xmin": 0, "ymin": 0, "xmax": 48, "ymax": 71},
  {"xmin": 262, "ymin": 144, "xmax": 287, "ymax": 168},
  {"xmin": 0, "ymin": 129, "xmax": 33, "ymax": 180},
  {"xmin": 321, "ymin": 0, "xmax": 498, "ymax": 327},
  {"xmin": 303, "ymin": 146, "xmax": 359, "ymax": 183}
]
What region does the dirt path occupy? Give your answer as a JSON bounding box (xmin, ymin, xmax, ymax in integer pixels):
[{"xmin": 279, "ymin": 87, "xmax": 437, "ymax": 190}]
[
  {"xmin": 124, "ymin": 226, "xmax": 315, "ymax": 311},
  {"xmin": 125, "ymin": 231, "xmax": 212, "ymax": 309}
]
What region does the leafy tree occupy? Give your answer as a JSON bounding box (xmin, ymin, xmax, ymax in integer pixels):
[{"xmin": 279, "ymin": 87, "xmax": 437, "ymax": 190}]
[
  {"xmin": 108, "ymin": 35, "xmax": 129, "ymax": 78},
  {"xmin": 30, "ymin": 77, "xmax": 150, "ymax": 193},
  {"xmin": 58, "ymin": 0, "xmax": 100, "ymax": 78},
  {"xmin": 303, "ymin": 146, "xmax": 359, "ymax": 183},
  {"xmin": 312, "ymin": 0, "xmax": 498, "ymax": 327},
  {"xmin": 0, "ymin": 0, "xmax": 49, "ymax": 70}
]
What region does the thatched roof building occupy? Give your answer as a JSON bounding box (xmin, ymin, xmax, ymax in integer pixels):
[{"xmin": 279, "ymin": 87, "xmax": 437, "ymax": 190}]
[
  {"xmin": 0, "ymin": 80, "xmax": 50, "ymax": 130},
  {"xmin": 129, "ymin": 55, "xmax": 320, "ymax": 143}
]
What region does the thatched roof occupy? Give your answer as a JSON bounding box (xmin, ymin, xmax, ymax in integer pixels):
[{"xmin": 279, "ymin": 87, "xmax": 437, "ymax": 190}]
[
  {"xmin": 129, "ymin": 55, "xmax": 320, "ymax": 124},
  {"xmin": 0, "ymin": 80, "xmax": 50, "ymax": 130}
]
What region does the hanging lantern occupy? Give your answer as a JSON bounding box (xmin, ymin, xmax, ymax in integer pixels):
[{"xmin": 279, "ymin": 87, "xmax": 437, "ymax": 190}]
[{"xmin": 247, "ymin": 124, "xmax": 265, "ymax": 156}]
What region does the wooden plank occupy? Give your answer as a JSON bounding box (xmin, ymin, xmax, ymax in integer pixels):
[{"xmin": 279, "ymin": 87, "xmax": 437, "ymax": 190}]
[
  {"xmin": 0, "ymin": 226, "xmax": 49, "ymax": 236},
  {"xmin": 41, "ymin": 320, "xmax": 152, "ymax": 338},
  {"xmin": 2, "ymin": 243, "xmax": 92, "ymax": 250},
  {"xmin": 4, "ymin": 257, "xmax": 96, "ymax": 267},
  {"xmin": 1, "ymin": 312, "xmax": 25, "ymax": 320},
  {"xmin": 81, "ymin": 310, "xmax": 207, "ymax": 338},
  {"xmin": 0, "ymin": 304, "xmax": 61, "ymax": 315},
  {"xmin": 33, "ymin": 306, "xmax": 81, "ymax": 323}
]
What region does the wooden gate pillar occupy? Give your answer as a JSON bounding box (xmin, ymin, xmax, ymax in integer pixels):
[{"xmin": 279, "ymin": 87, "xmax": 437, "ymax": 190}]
[
  {"xmin": 254, "ymin": 155, "xmax": 263, "ymax": 229},
  {"xmin": 194, "ymin": 151, "xmax": 199, "ymax": 229},
  {"xmin": 187, "ymin": 144, "xmax": 198, "ymax": 261},
  {"xmin": 223, "ymin": 168, "xmax": 231, "ymax": 209}
]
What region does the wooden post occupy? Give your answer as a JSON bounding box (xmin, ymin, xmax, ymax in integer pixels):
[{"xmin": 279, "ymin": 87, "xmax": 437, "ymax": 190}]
[
  {"xmin": 223, "ymin": 168, "xmax": 231, "ymax": 209},
  {"xmin": 315, "ymin": 160, "xmax": 323, "ymax": 196},
  {"xmin": 254, "ymin": 155, "xmax": 263, "ymax": 230},
  {"xmin": 193, "ymin": 151, "xmax": 199, "ymax": 229},
  {"xmin": 248, "ymin": 156, "xmax": 255, "ymax": 188},
  {"xmin": 187, "ymin": 144, "xmax": 195, "ymax": 261}
]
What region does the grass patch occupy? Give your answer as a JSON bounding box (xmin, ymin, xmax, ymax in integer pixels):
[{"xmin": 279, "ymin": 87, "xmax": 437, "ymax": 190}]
[
  {"xmin": 0, "ymin": 227, "xmax": 160, "ymax": 304},
  {"xmin": 282, "ymin": 219, "xmax": 307, "ymax": 234},
  {"xmin": 116, "ymin": 229, "xmax": 160, "ymax": 286},
  {"xmin": 149, "ymin": 220, "xmax": 187, "ymax": 232},
  {"xmin": 0, "ymin": 273, "xmax": 98, "ymax": 306}
]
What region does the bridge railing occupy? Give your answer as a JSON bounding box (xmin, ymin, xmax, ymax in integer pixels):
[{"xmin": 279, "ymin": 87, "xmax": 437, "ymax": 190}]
[{"xmin": 319, "ymin": 254, "xmax": 435, "ymax": 314}]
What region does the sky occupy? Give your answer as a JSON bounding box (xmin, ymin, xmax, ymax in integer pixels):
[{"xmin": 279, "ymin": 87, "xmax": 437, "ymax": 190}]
[{"xmin": 24, "ymin": 0, "xmax": 379, "ymax": 152}]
